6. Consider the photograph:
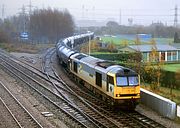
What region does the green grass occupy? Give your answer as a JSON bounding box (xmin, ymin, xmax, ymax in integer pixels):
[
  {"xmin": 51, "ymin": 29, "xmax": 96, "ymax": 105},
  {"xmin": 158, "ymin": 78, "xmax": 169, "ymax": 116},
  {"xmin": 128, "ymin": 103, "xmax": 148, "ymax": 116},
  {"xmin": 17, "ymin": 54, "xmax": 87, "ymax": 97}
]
[
  {"xmin": 154, "ymin": 38, "xmax": 173, "ymax": 44},
  {"xmin": 101, "ymin": 36, "xmax": 134, "ymax": 45},
  {"xmin": 159, "ymin": 86, "xmax": 180, "ymax": 104},
  {"xmin": 141, "ymin": 85, "xmax": 180, "ymax": 104},
  {"xmin": 101, "ymin": 36, "xmax": 173, "ymax": 45},
  {"xmin": 163, "ymin": 64, "xmax": 180, "ymax": 72},
  {"xmin": 0, "ymin": 42, "xmax": 54, "ymax": 53}
]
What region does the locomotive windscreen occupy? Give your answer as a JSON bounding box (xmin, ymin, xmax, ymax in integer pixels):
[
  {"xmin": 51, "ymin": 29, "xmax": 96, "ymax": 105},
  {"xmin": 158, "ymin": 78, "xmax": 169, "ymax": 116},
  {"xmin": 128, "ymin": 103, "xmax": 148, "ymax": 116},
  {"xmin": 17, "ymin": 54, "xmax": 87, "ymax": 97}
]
[{"xmin": 116, "ymin": 76, "xmax": 138, "ymax": 86}]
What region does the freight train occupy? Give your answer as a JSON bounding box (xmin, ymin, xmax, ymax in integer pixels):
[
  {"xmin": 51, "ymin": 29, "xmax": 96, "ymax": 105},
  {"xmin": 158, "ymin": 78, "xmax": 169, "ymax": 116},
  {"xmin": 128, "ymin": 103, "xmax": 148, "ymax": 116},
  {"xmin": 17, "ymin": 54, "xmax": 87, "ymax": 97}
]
[{"xmin": 56, "ymin": 33, "xmax": 140, "ymax": 109}]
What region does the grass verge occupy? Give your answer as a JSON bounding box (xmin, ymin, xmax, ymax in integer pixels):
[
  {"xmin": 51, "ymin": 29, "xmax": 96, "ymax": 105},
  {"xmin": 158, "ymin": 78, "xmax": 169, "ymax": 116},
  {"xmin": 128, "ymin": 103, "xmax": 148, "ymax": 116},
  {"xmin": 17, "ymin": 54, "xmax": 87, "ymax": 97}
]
[{"xmin": 0, "ymin": 42, "xmax": 54, "ymax": 53}]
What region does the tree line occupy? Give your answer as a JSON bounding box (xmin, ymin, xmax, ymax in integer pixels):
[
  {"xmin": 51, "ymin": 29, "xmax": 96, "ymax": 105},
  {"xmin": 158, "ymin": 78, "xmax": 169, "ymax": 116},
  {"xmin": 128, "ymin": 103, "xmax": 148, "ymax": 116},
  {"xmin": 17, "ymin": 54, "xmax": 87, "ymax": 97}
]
[
  {"xmin": 30, "ymin": 8, "xmax": 74, "ymax": 43},
  {"xmin": 0, "ymin": 8, "xmax": 75, "ymax": 44},
  {"xmin": 88, "ymin": 21, "xmax": 180, "ymax": 39}
]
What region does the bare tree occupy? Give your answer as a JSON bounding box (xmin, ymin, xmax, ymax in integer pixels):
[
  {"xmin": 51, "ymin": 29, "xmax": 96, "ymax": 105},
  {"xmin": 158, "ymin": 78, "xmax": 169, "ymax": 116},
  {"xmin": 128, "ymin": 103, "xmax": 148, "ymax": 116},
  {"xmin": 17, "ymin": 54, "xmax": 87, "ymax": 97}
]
[{"xmin": 30, "ymin": 8, "xmax": 74, "ymax": 43}]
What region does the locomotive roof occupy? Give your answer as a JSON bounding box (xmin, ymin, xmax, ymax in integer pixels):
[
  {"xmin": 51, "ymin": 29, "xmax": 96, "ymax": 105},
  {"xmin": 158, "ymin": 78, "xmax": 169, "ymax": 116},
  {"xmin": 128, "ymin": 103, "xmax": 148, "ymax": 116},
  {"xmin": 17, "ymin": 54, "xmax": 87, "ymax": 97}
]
[
  {"xmin": 80, "ymin": 56, "xmax": 137, "ymax": 75},
  {"xmin": 80, "ymin": 56, "xmax": 105, "ymax": 66},
  {"xmin": 69, "ymin": 52, "xmax": 138, "ymax": 75},
  {"xmin": 74, "ymin": 54, "xmax": 88, "ymax": 60},
  {"xmin": 107, "ymin": 65, "xmax": 137, "ymax": 76}
]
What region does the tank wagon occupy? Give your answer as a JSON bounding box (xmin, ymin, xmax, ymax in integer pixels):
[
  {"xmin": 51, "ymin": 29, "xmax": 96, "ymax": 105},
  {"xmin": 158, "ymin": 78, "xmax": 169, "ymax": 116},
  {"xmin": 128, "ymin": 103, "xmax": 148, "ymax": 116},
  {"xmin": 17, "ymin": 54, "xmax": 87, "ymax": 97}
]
[{"xmin": 56, "ymin": 32, "xmax": 140, "ymax": 109}]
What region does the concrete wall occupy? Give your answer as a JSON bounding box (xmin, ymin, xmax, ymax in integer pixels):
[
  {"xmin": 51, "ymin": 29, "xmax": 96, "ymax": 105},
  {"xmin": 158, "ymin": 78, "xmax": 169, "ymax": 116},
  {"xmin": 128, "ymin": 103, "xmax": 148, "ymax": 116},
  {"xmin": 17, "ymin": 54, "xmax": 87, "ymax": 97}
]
[{"xmin": 140, "ymin": 88, "xmax": 176, "ymax": 119}]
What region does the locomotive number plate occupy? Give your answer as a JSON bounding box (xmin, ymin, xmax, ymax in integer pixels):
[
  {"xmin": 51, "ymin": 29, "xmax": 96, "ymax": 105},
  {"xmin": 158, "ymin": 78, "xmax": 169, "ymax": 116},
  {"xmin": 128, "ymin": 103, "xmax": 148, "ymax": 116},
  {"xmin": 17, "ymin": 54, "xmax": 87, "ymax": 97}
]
[{"xmin": 123, "ymin": 87, "xmax": 135, "ymax": 93}]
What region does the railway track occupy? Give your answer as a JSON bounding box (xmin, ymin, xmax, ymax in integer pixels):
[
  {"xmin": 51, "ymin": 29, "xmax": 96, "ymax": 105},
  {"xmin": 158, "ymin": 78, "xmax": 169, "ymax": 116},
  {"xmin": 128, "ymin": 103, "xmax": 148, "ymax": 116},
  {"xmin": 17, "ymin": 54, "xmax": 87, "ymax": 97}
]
[
  {"xmin": 42, "ymin": 47, "xmax": 56, "ymax": 74},
  {"xmin": 0, "ymin": 50, "xmax": 166, "ymax": 128},
  {"xmin": 41, "ymin": 48, "xmax": 166, "ymax": 128},
  {"xmin": 0, "ymin": 52, "xmax": 101, "ymax": 128},
  {"xmin": 58, "ymin": 68, "xmax": 166, "ymax": 128},
  {"xmin": 0, "ymin": 97, "xmax": 22, "ymax": 128},
  {"xmin": 49, "ymin": 50, "xmax": 167, "ymax": 128},
  {"xmin": 1, "ymin": 49, "xmax": 123, "ymax": 127},
  {"xmin": 42, "ymin": 48, "xmax": 125, "ymax": 127},
  {"xmin": 0, "ymin": 81, "xmax": 43, "ymax": 128},
  {"xmin": 1, "ymin": 49, "xmax": 124, "ymax": 127}
]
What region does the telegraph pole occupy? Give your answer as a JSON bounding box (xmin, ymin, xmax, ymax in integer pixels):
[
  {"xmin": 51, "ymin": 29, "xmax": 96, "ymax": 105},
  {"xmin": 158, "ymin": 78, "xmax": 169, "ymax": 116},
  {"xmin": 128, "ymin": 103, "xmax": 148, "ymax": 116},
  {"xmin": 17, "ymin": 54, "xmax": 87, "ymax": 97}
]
[
  {"xmin": 119, "ymin": 9, "xmax": 121, "ymax": 25},
  {"xmin": 88, "ymin": 35, "xmax": 91, "ymax": 56}
]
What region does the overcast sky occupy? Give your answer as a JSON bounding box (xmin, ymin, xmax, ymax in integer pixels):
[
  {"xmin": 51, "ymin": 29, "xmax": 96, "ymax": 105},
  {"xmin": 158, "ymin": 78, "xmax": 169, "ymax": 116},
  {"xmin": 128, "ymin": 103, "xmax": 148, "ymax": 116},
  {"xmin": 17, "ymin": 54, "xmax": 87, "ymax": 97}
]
[{"xmin": 1, "ymin": 0, "xmax": 180, "ymax": 25}]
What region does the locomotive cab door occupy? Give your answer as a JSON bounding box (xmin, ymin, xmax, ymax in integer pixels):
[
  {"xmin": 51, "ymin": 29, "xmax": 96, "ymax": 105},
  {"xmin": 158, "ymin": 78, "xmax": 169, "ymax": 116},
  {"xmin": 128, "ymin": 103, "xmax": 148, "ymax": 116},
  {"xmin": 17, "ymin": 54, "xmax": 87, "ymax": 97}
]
[
  {"xmin": 107, "ymin": 75, "xmax": 114, "ymax": 96},
  {"xmin": 95, "ymin": 72, "xmax": 102, "ymax": 87}
]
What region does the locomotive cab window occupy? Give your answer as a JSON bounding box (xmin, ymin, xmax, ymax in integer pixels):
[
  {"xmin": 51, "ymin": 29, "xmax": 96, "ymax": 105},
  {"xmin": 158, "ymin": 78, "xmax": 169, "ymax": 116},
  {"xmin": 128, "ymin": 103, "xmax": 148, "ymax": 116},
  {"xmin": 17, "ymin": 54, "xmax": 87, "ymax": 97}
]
[
  {"xmin": 116, "ymin": 77, "xmax": 128, "ymax": 86},
  {"xmin": 116, "ymin": 76, "xmax": 139, "ymax": 86},
  {"xmin": 108, "ymin": 76, "xmax": 114, "ymax": 85},
  {"xmin": 96, "ymin": 72, "xmax": 102, "ymax": 87},
  {"xmin": 129, "ymin": 76, "xmax": 138, "ymax": 86}
]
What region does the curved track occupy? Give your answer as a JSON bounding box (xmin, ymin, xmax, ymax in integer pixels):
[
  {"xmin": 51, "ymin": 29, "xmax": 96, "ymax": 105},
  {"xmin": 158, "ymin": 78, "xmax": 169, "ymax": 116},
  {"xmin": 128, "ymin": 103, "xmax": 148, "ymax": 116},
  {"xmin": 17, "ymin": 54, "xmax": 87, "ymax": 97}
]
[
  {"xmin": 0, "ymin": 50, "xmax": 166, "ymax": 128},
  {"xmin": 1, "ymin": 49, "xmax": 123, "ymax": 128},
  {"xmin": 42, "ymin": 48, "xmax": 166, "ymax": 128},
  {"xmin": 0, "ymin": 51, "xmax": 108, "ymax": 128}
]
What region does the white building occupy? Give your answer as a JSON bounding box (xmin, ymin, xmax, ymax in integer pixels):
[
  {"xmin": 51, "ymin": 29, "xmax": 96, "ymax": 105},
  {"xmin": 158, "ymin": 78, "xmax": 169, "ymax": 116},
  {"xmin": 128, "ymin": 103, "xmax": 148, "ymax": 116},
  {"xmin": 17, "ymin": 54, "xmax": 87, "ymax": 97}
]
[{"xmin": 119, "ymin": 44, "xmax": 180, "ymax": 62}]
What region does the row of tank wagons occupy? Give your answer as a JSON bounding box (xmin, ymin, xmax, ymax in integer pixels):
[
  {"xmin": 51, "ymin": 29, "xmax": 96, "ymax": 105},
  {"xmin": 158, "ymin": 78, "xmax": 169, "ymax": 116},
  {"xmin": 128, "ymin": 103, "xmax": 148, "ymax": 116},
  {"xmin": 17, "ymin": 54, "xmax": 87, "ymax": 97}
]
[
  {"xmin": 56, "ymin": 32, "xmax": 94, "ymax": 49},
  {"xmin": 56, "ymin": 32, "xmax": 94, "ymax": 65}
]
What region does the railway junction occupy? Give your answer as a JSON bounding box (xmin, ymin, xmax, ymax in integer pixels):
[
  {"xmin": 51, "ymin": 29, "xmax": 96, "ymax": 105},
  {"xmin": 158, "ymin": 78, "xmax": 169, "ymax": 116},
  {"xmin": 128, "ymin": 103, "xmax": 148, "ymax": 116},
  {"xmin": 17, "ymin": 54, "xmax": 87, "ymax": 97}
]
[
  {"xmin": 0, "ymin": 47, "xmax": 179, "ymax": 128},
  {"xmin": 1, "ymin": 0, "xmax": 180, "ymax": 127}
]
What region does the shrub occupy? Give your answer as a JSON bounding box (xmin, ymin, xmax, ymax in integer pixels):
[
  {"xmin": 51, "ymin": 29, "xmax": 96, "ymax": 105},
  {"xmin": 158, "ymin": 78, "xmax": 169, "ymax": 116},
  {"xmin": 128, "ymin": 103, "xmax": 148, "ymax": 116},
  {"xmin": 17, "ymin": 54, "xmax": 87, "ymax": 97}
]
[
  {"xmin": 91, "ymin": 52, "xmax": 141, "ymax": 62},
  {"xmin": 0, "ymin": 30, "xmax": 9, "ymax": 43}
]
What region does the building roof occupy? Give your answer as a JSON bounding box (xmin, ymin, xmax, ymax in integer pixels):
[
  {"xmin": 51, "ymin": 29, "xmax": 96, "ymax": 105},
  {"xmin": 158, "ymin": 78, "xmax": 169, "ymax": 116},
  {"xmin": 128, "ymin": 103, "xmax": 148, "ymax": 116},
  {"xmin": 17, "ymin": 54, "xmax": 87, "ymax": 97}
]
[
  {"xmin": 128, "ymin": 44, "xmax": 178, "ymax": 52},
  {"xmin": 172, "ymin": 43, "xmax": 180, "ymax": 49}
]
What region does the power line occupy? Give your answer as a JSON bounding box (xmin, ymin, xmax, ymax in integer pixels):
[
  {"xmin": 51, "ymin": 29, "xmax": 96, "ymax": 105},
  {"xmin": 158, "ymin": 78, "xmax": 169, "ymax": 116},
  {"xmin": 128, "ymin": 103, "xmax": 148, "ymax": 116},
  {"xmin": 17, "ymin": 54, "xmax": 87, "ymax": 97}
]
[
  {"xmin": 174, "ymin": 5, "xmax": 178, "ymax": 27},
  {"xmin": 2, "ymin": 4, "xmax": 5, "ymax": 20},
  {"xmin": 18, "ymin": 5, "xmax": 27, "ymax": 32},
  {"xmin": 27, "ymin": 0, "xmax": 32, "ymax": 15},
  {"xmin": 26, "ymin": 0, "xmax": 36, "ymax": 15}
]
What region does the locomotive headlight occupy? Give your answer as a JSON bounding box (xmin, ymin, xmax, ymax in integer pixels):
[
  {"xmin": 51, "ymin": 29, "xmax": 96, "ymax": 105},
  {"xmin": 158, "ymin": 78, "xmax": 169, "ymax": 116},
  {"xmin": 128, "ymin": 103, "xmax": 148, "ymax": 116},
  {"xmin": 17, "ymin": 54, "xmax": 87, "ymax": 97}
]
[{"xmin": 116, "ymin": 94, "xmax": 121, "ymax": 97}]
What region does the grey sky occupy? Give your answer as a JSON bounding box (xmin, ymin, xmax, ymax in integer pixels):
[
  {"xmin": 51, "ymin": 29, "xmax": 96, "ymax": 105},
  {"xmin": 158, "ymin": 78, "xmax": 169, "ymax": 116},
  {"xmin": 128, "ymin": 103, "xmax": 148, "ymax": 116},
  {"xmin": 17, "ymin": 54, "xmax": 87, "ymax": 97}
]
[{"xmin": 1, "ymin": 0, "xmax": 179, "ymax": 25}]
